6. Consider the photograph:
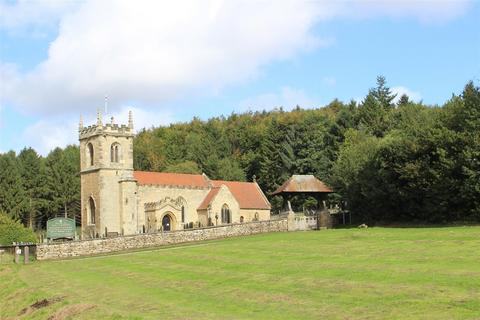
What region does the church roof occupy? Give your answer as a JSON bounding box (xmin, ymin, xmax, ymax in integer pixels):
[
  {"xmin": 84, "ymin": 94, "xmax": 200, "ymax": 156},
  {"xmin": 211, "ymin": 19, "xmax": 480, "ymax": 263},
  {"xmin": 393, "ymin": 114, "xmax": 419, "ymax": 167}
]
[
  {"xmin": 212, "ymin": 180, "xmax": 271, "ymax": 210},
  {"xmin": 197, "ymin": 187, "xmax": 221, "ymax": 210},
  {"xmin": 133, "ymin": 171, "xmax": 271, "ymax": 210},
  {"xmin": 133, "ymin": 171, "xmax": 209, "ymax": 188},
  {"xmin": 271, "ymin": 175, "xmax": 333, "ymax": 195}
]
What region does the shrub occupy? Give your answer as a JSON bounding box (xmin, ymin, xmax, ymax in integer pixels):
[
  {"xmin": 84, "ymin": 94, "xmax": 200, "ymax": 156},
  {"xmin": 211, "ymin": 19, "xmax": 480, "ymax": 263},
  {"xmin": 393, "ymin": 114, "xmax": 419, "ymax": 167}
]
[{"xmin": 0, "ymin": 212, "xmax": 37, "ymax": 245}]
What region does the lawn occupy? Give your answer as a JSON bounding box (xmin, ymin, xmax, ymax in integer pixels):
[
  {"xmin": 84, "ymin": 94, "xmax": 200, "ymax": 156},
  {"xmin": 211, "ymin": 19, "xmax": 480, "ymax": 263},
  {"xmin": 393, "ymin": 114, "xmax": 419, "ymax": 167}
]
[{"xmin": 1, "ymin": 227, "xmax": 480, "ymax": 319}]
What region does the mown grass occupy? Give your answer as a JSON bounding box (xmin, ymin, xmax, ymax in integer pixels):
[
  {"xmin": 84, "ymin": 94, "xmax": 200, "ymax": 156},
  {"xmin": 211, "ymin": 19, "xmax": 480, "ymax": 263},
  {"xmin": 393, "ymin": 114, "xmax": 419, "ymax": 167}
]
[{"xmin": 1, "ymin": 227, "xmax": 480, "ymax": 319}]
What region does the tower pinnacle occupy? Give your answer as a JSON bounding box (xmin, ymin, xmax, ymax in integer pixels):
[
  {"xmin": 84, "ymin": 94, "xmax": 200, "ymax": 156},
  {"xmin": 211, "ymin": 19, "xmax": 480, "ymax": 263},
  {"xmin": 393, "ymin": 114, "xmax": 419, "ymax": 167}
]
[
  {"xmin": 97, "ymin": 108, "xmax": 102, "ymax": 126},
  {"xmin": 79, "ymin": 115, "xmax": 84, "ymax": 131},
  {"xmin": 128, "ymin": 110, "xmax": 134, "ymax": 129}
]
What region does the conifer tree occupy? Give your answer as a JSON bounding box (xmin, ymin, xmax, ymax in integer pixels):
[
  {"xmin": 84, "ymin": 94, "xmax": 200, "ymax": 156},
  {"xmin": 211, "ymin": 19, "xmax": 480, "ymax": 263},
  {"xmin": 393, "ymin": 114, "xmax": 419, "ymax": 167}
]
[
  {"xmin": 0, "ymin": 152, "xmax": 27, "ymax": 220},
  {"xmin": 18, "ymin": 148, "xmax": 47, "ymax": 229},
  {"xmin": 44, "ymin": 146, "xmax": 80, "ymax": 220}
]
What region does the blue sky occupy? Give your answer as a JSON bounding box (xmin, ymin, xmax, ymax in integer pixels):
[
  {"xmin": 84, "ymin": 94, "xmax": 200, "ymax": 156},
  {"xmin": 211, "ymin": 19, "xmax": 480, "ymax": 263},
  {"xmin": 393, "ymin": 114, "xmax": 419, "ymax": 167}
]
[{"xmin": 0, "ymin": 0, "xmax": 479, "ymax": 155}]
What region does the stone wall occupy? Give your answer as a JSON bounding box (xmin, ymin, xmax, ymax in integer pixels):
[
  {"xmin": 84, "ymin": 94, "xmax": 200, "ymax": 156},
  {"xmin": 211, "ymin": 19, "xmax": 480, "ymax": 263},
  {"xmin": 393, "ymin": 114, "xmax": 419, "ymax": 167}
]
[{"xmin": 36, "ymin": 219, "xmax": 287, "ymax": 260}]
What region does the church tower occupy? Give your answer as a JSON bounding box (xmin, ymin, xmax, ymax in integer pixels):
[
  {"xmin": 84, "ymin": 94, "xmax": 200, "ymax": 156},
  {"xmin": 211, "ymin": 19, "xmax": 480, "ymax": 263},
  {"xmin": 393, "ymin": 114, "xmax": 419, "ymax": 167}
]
[{"xmin": 79, "ymin": 111, "xmax": 138, "ymax": 238}]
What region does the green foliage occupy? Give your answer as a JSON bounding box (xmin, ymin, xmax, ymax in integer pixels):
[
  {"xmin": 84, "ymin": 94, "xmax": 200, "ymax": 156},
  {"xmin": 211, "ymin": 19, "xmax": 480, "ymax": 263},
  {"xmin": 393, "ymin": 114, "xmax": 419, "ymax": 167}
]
[
  {"xmin": 0, "ymin": 211, "xmax": 37, "ymax": 245},
  {"xmin": 164, "ymin": 160, "xmax": 201, "ymax": 174},
  {"xmin": 0, "ymin": 77, "xmax": 478, "ymax": 227},
  {"xmin": 0, "ymin": 152, "xmax": 26, "ymax": 220},
  {"xmin": 43, "ymin": 146, "xmax": 80, "ymax": 221},
  {"xmin": 18, "ymin": 148, "xmax": 47, "ymax": 229}
]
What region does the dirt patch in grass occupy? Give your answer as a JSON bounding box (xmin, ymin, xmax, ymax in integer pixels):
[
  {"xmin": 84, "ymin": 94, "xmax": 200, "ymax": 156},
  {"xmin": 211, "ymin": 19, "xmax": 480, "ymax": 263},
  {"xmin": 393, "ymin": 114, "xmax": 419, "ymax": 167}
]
[
  {"xmin": 18, "ymin": 296, "xmax": 64, "ymax": 317},
  {"xmin": 47, "ymin": 303, "xmax": 96, "ymax": 320}
]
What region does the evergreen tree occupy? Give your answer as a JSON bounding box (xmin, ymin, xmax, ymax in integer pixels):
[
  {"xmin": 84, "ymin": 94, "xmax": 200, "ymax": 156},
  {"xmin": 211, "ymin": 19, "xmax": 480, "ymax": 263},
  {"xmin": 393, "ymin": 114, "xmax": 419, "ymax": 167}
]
[
  {"xmin": 18, "ymin": 148, "xmax": 47, "ymax": 229},
  {"xmin": 397, "ymin": 94, "xmax": 410, "ymax": 106},
  {"xmin": 44, "ymin": 146, "xmax": 80, "ymax": 220},
  {"xmin": 372, "ymin": 75, "xmax": 397, "ymax": 109},
  {"xmin": 258, "ymin": 118, "xmax": 286, "ymax": 193},
  {"xmin": 0, "ymin": 152, "xmax": 27, "ymax": 220}
]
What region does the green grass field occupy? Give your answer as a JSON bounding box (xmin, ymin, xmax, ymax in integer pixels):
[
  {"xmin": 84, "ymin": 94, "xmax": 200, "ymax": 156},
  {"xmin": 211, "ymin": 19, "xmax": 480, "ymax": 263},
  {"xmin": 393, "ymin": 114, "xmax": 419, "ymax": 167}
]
[{"xmin": 1, "ymin": 227, "xmax": 480, "ymax": 319}]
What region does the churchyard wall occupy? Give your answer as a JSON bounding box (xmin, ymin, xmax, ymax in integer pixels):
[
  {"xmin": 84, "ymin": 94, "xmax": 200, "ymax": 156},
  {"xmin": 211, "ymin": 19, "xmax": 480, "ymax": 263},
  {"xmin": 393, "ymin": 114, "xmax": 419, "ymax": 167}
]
[{"xmin": 37, "ymin": 219, "xmax": 288, "ymax": 260}]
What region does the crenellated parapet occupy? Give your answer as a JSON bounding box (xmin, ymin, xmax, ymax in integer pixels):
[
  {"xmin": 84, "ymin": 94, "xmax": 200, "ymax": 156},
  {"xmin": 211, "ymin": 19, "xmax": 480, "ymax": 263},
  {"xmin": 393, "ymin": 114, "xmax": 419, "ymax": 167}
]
[
  {"xmin": 79, "ymin": 123, "xmax": 134, "ymax": 140},
  {"xmin": 79, "ymin": 110, "xmax": 134, "ymax": 140}
]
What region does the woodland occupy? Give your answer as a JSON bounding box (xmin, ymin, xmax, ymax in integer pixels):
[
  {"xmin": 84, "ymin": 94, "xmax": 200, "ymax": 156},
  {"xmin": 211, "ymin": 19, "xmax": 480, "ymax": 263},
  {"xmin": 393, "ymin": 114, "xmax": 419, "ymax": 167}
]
[{"xmin": 1, "ymin": 77, "xmax": 479, "ymax": 230}]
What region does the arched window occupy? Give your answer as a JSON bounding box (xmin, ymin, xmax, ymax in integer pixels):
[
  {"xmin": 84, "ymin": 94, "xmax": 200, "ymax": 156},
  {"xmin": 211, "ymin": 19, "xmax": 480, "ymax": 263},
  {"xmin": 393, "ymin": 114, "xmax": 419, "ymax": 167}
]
[
  {"xmin": 221, "ymin": 204, "xmax": 231, "ymax": 224},
  {"xmin": 89, "ymin": 196, "xmax": 96, "ymax": 224},
  {"xmin": 87, "ymin": 143, "xmax": 94, "ymax": 166},
  {"xmin": 110, "ymin": 143, "xmax": 120, "ymax": 163},
  {"xmin": 181, "ymin": 205, "xmax": 185, "ymax": 223}
]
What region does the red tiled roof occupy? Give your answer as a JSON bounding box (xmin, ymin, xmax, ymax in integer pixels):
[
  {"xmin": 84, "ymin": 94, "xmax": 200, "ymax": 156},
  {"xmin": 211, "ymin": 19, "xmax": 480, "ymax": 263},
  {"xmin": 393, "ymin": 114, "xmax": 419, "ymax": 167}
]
[
  {"xmin": 133, "ymin": 171, "xmax": 271, "ymax": 210},
  {"xmin": 133, "ymin": 171, "xmax": 209, "ymax": 188},
  {"xmin": 212, "ymin": 180, "xmax": 271, "ymax": 210},
  {"xmin": 197, "ymin": 187, "xmax": 220, "ymax": 210},
  {"xmin": 272, "ymin": 175, "xmax": 332, "ymax": 195}
]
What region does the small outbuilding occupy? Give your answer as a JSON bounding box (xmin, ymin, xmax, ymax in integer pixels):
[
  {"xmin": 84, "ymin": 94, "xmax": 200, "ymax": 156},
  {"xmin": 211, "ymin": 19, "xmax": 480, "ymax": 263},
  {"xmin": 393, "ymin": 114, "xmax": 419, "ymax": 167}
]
[
  {"xmin": 272, "ymin": 174, "xmax": 334, "ymax": 229},
  {"xmin": 272, "ymin": 174, "xmax": 333, "ymax": 212}
]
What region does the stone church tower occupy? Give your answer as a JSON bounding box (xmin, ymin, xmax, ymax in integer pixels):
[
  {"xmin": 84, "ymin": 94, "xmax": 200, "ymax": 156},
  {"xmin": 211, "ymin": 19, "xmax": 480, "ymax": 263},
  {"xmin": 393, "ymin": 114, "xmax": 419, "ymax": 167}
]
[{"xmin": 79, "ymin": 111, "xmax": 138, "ymax": 238}]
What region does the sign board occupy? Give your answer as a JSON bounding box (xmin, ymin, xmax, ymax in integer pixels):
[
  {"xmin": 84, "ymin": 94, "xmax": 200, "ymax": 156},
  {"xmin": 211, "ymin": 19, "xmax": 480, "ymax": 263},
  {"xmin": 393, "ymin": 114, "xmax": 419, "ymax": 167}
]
[{"xmin": 47, "ymin": 217, "xmax": 76, "ymax": 239}]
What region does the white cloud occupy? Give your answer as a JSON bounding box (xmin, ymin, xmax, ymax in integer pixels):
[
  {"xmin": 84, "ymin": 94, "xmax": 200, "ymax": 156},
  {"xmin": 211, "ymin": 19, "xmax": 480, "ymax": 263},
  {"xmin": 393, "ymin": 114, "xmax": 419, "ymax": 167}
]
[
  {"xmin": 0, "ymin": 0, "xmax": 78, "ymax": 34},
  {"xmin": 3, "ymin": 0, "xmax": 324, "ymax": 115},
  {"xmin": 391, "ymin": 86, "xmax": 422, "ymax": 102},
  {"xmin": 238, "ymin": 86, "xmax": 318, "ymax": 112},
  {"xmin": 1, "ymin": 0, "xmax": 470, "ymax": 117}
]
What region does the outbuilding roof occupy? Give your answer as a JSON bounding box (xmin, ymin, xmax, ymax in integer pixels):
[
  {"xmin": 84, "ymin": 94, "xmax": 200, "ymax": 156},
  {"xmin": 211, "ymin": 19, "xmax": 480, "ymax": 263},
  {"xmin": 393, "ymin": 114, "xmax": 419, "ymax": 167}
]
[{"xmin": 271, "ymin": 175, "xmax": 333, "ymax": 195}]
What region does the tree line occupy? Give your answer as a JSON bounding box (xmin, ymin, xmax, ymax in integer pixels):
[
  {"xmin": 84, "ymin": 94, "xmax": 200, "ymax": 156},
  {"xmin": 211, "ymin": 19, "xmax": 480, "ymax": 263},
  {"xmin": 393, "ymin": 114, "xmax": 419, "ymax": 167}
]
[{"xmin": 1, "ymin": 77, "xmax": 478, "ymax": 230}]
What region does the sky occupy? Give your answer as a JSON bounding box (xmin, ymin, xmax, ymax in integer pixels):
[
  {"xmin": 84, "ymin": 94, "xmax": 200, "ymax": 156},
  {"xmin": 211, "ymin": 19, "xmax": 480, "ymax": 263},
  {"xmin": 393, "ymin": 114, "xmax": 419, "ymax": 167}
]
[{"xmin": 0, "ymin": 0, "xmax": 479, "ymax": 156}]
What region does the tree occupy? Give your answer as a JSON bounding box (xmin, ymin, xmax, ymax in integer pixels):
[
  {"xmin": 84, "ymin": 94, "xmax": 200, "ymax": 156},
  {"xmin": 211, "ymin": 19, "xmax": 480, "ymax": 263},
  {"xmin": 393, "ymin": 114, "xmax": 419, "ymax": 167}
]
[
  {"xmin": 216, "ymin": 158, "xmax": 246, "ymax": 181},
  {"xmin": 372, "ymin": 75, "xmax": 397, "ymax": 109},
  {"xmin": 18, "ymin": 148, "xmax": 47, "ymax": 229},
  {"xmin": 397, "ymin": 94, "xmax": 410, "ymax": 107},
  {"xmin": 44, "ymin": 146, "xmax": 80, "ymax": 220},
  {"xmin": 357, "ymin": 92, "xmax": 389, "ymax": 137},
  {"xmin": 0, "ymin": 152, "xmax": 27, "ymax": 221},
  {"xmin": 0, "ymin": 211, "xmax": 37, "ymax": 245},
  {"xmin": 164, "ymin": 161, "xmax": 201, "ymax": 174},
  {"xmin": 258, "ymin": 118, "xmax": 288, "ymax": 194}
]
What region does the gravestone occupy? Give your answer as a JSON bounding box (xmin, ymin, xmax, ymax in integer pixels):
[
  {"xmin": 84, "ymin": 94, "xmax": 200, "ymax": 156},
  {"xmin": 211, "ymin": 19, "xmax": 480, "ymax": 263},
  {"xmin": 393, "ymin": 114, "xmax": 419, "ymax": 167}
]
[{"xmin": 47, "ymin": 217, "xmax": 76, "ymax": 240}]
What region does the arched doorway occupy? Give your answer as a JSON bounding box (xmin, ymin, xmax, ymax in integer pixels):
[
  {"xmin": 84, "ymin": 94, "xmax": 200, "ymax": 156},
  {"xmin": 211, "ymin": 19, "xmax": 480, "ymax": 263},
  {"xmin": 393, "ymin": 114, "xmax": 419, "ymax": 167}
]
[{"xmin": 162, "ymin": 214, "xmax": 172, "ymax": 231}]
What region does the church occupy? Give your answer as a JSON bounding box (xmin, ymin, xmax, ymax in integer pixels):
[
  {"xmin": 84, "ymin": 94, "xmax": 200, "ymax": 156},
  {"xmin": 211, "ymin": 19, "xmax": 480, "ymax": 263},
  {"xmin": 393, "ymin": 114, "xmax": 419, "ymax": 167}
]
[{"xmin": 79, "ymin": 112, "xmax": 271, "ymax": 239}]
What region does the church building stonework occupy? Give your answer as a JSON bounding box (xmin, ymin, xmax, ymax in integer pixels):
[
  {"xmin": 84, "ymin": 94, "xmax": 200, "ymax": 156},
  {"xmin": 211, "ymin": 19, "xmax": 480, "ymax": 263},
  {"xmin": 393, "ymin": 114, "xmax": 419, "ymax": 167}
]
[{"xmin": 79, "ymin": 112, "xmax": 271, "ymax": 239}]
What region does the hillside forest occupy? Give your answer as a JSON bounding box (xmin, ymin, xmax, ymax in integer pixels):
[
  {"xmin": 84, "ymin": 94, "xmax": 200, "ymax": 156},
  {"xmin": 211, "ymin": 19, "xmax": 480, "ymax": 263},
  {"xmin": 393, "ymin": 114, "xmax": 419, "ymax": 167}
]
[{"xmin": 0, "ymin": 77, "xmax": 479, "ymax": 230}]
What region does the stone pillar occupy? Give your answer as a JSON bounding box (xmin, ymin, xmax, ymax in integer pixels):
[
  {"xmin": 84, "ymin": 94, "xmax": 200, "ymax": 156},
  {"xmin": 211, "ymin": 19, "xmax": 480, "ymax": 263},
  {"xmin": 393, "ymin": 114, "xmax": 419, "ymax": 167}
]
[
  {"xmin": 287, "ymin": 210, "xmax": 296, "ymax": 231},
  {"xmin": 14, "ymin": 246, "xmax": 20, "ymax": 264},
  {"xmin": 24, "ymin": 246, "xmax": 29, "ymax": 264}
]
